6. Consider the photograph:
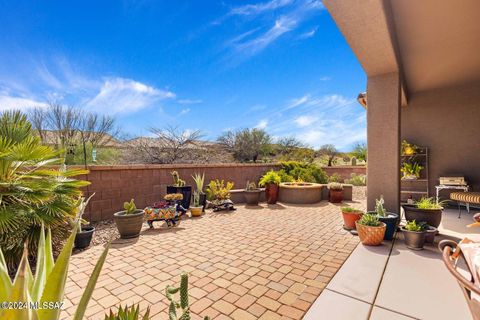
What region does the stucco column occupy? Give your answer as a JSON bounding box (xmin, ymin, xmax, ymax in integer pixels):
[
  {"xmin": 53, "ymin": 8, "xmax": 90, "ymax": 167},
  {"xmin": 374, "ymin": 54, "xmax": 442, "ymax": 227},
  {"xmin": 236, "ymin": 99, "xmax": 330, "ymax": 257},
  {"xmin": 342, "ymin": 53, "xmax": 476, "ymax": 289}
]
[{"xmin": 367, "ymin": 72, "xmax": 401, "ymax": 213}]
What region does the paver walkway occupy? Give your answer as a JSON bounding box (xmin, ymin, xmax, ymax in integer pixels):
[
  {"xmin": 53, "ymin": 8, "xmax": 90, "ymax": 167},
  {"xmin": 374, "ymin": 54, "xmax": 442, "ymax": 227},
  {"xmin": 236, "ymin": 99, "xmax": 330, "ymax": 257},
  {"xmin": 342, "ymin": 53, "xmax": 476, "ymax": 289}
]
[{"xmin": 63, "ymin": 201, "xmax": 363, "ymax": 319}]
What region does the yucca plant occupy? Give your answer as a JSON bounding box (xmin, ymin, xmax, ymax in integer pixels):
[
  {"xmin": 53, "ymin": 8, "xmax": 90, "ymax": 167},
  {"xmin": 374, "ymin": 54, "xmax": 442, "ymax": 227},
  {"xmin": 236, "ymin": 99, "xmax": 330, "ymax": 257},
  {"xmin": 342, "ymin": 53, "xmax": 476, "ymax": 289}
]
[
  {"xmin": 0, "ymin": 225, "xmax": 109, "ymax": 319},
  {"xmin": 0, "ymin": 110, "xmax": 89, "ymax": 266}
]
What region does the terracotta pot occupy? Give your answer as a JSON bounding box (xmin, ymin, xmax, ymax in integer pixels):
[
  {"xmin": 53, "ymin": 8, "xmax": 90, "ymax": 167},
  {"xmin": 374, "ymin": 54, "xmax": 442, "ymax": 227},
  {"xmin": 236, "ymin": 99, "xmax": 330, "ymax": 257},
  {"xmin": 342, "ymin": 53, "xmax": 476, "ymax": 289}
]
[
  {"xmin": 329, "ymin": 189, "xmax": 344, "ymax": 203},
  {"xmin": 244, "ymin": 190, "xmax": 261, "ymax": 205},
  {"xmin": 265, "ymin": 183, "xmax": 279, "ymax": 204},
  {"xmin": 113, "ymin": 209, "xmax": 144, "ymax": 239},
  {"xmin": 355, "ymin": 221, "xmax": 386, "ymax": 246},
  {"xmin": 367, "ymin": 211, "xmax": 399, "ymax": 240},
  {"xmin": 190, "ymin": 206, "xmax": 202, "ymax": 217},
  {"xmin": 402, "ymin": 205, "xmax": 443, "ymax": 228},
  {"xmin": 342, "ymin": 210, "xmax": 363, "ymax": 230}
]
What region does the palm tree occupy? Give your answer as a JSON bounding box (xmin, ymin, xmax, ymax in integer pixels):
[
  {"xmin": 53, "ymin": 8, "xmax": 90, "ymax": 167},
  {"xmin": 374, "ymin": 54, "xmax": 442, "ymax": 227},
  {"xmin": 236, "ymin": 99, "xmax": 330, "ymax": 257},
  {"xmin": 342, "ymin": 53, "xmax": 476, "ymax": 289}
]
[{"xmin": 0, "ymin": 110, "xmax": 89, "ymax": 267}]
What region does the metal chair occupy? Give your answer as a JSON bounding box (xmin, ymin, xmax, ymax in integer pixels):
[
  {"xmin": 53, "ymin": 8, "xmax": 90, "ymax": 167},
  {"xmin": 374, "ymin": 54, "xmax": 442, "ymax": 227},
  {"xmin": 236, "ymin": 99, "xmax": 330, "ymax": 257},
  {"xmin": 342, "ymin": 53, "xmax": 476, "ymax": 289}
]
[{"xmin": 439, "ymin": 240, "xmax": 480, "ymax": 319}]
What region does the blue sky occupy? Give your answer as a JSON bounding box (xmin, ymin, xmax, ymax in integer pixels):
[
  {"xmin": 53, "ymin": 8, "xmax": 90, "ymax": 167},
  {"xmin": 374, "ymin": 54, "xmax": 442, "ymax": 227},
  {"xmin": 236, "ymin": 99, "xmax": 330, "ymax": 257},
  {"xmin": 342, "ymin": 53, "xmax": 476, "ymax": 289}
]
[{"xmin": 0, "ymin": 0, "xmax": 366, "ymax": 150}]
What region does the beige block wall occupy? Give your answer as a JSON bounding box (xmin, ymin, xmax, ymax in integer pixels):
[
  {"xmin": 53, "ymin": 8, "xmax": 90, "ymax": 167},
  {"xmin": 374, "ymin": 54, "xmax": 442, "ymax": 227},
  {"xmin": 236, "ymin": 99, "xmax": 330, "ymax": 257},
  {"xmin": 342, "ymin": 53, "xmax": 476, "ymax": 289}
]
[{"xmin": 401, "ymin": 81, "xmax": 480, "ymax": 198}]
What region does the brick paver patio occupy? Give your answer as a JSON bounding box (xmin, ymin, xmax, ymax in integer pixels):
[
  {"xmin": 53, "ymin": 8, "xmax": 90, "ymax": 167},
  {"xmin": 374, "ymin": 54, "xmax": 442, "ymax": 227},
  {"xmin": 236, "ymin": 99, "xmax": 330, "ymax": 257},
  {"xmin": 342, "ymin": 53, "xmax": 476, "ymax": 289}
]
[{"xmin": 64, "ymin": 201, "xmax": 364, "ymax": 319}]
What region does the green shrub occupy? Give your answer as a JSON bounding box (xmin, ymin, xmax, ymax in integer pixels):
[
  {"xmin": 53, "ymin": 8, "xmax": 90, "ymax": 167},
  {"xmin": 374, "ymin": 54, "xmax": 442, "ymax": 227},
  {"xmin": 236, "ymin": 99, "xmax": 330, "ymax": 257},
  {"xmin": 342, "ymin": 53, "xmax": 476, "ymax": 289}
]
[
  {"xmin": 0, "ymin": 111, "xmax": 89, "ymax": 266},
  {"xmin": 259, "ymin": 170, "xmax": 281, "ymax": 186},
  {"xmin": 277, "ymin": 170, "xmax": 294, "ymax": 182},
  {"xmin": 328, "ymin": 173, "xmax": 342, "ymax": 183},
  {"xmin": 205, "ymin": 180, "xmax": 234, "ymax": 201},
  {"xmin": 279, "ymin": 161, "xmax": 328, "ymax": 183},
  {"xmin": 345, "ymin": 173, "xmax": 366, "ymax": 186},
  {"xmin": 415, "ymin": 197, "xmax": 445, "ymax": 210}
]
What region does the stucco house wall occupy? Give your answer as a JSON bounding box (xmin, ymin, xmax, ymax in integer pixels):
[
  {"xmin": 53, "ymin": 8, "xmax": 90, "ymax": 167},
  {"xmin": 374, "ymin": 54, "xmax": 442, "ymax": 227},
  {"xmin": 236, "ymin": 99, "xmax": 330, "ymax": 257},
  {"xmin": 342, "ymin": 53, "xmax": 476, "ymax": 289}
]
[{"xmin": 401, "ymin": 80, "xmax": 480, "ymax": 198}]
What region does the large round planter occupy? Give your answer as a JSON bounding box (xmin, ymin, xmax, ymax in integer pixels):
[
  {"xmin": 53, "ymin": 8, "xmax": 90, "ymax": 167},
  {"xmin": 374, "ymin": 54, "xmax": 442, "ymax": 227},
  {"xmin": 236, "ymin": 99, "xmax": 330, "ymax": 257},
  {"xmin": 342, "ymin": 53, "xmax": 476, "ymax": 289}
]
[
  {"xmin": 167, "ymin": 185, "xmax": 192, "ymax": 209},
  {"xmin": 329, "ymin": 190, "xmax": 344, "ymax": 203},
  {"xmin": 356, "ymin": 221, "xmax": 386, "ymax": 246},
  {"xmin": 367, "ymin": 212, "xmax": 399, "ymax": 240},
  {"xmin": 113, "ymin": 209, "xmax": 144, "ymax": 239},
  {"xmin": 402, "ymin": 205, "xmax": 443, "ymax": 228},
  {"xmin": 190, "ymin": 206, "xmax": 203, "ymax": 217},
  {"xmin": 402, "ymin": 228, "xmax": 427, "ymax": 250},
  {"xmin": 75, "ymin": 226, "xmax": 95, "ymax": 249},
  {"xmin": 279, "ymin": 182, "xmax": 322, "ymax": 204},
  {"xmin": 265, "ymin": 183, "xmax": 279, "ymax": 204},
  {"xmin": 244, "ymin": 190, "xmax": 261, "ymax": 206},
  {"xmin": 342, "ymin": 210, "xmax": 363, "ymax": 230}
]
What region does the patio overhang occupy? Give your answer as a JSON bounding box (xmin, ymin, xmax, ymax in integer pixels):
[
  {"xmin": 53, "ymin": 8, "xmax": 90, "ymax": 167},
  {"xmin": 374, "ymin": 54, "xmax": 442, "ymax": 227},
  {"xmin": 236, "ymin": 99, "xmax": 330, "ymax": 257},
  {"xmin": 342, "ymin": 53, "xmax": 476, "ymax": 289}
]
[{"xmin": 324, "ymin": 0, "xmax": 480, "ymax": 212}]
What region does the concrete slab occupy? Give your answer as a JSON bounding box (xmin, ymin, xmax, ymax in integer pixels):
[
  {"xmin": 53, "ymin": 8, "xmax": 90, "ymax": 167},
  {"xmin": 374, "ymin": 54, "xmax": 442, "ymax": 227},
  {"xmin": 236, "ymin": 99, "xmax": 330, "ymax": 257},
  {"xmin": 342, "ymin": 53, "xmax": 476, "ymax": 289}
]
[
  {"xmin": 327, "ymin": 241, "xmax": 392, "ymax": 303},
  {"xmin": 369, "ymin": 306, "xmax": 415, "ymax": 319},
  {"xmin": 303, "ymin": 289, "xmax": 370, "ymax": 320},
  {"xmin": 439, "ymin": 208, "xmax": 480, "ymax": 241},
  {"xmin": 374, "ymin": 239, "xmax": 471, "ymax": 320}
]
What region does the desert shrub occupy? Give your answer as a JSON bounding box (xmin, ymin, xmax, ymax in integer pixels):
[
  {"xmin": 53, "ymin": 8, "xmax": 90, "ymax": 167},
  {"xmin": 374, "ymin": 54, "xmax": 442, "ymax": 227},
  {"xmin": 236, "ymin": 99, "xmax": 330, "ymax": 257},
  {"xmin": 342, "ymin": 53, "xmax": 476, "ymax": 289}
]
[
  {"xmin": 205, "ymin": 179, "xmax": 234, "ymax": 201},
  {"xmin": 0, "ymin": 111, "xmax": 89, "ymax": 267},
  {"xmin": 277, "ymin": 169, "xmax": 294, "ymax": 182},
  {"xmin": 279, "ymin": 161, "xmax": 328, "ymax": 183},
  {"xmin": 345, "ymin": 173, "xmax": 366, "ymax": 186},
  {"xmin": 328, "ymin": 172, "xmax": 342, "ymax": 183}
]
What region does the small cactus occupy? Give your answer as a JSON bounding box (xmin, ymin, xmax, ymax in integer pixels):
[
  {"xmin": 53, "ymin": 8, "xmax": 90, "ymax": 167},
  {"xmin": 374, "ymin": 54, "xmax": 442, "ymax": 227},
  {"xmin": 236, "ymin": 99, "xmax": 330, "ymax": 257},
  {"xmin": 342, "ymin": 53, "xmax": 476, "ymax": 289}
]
[
  {"xmin": 171, "ymin": 171, "xmax": 186, "ymax": 187},
  {"xmin": 165, "ymin": 272, "xmax": 210, "ymax": 320},
  {"xmin": 123, "ymin": 199, "xmax": 137, "ymax": 215}
]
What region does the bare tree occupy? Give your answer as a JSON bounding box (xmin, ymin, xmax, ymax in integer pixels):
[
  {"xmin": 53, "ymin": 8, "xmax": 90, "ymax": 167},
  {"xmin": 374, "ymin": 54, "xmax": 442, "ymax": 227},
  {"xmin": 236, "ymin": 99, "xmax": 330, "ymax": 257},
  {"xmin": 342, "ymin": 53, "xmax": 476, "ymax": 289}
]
[
  {"xmin": 77, "ymin": 113, "xmax": 119, "ymax": 167},
  {"xmin": 318, "ymin": 144, "xmax": 338, "ymax": 166},
  {"xmin": 133, "ymin": 126, "xmax": 205, "ymax": 164},
  {"xmin": 29, "ymin": 107, "xmax": 49, "ymax": 143},
  {"xmin": 46, "ymin": 103, "xmax": 82, "ymax": 155},
  {"xmin": 276, "ymin": 136, "xmax": 306, "ymax": 155}
]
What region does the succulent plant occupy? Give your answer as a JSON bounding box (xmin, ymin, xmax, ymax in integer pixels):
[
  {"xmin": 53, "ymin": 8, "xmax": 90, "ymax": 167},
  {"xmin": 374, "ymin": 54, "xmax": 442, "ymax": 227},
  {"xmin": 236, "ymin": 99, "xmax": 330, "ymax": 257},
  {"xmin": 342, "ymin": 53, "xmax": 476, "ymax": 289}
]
[
  {"xmin": 75, "ymin": 193, "xmax": 95, "ymax": 232},
  {"xmin": 123, "ymin": 199, "xmax": 138, "ymax": 215},
  {"xmin": 191, "ymin": 173, "xmax": 205, "ymax": 193},
  {"xmin": 165, "ymin": 272, "xmax": 210, "ymax": 320},
  {"xmin": 171, "ymin": 171, "xmax": 186, "ymax": 187},
  {"xmin": 104, "ymin": 304, "xmax": 151, "ymax": 320},
  {"xmin": 192, "ymin": 191, "xmax": 200, "ymax": 207},
  {"xmin": 341, "ymin": 207, "xmax": 362, "ymax": 214},
  {"xmin": 259, "ymin": 171, "xmax": 281, "ymax": 186},
  {"xmin": 245, "ymin": 181, "xmax": 258, "ymax": 191},
  {"xmin": 404, "ymin": 220, "xmax": 427, "ymax": 232},
  {"xmin": 0, "ymin": 225, "xmax": 109, "ymax": 320},
  {"xmin": 374, "ymin": 196, "xmax": 387, "ymax": 217},
  {"xmin": 357, "ymin": 213, "xmax": 382, "ymax": 227},
  {"xmin": 328, "ymin": 182, "xmax": 343, "ymax": 191}
]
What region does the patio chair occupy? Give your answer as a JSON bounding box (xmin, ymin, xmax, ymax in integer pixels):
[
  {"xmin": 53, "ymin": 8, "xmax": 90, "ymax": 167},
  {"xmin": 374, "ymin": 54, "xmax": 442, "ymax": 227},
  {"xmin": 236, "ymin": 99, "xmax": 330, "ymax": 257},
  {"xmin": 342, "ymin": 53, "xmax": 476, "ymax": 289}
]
[
  {"xmin": 439, "ymin": 239, "xmax": 480, "ymax": 319},
  {"xmin": 450, "ymin": 191, "xmax": 480, "ymax": 218}
]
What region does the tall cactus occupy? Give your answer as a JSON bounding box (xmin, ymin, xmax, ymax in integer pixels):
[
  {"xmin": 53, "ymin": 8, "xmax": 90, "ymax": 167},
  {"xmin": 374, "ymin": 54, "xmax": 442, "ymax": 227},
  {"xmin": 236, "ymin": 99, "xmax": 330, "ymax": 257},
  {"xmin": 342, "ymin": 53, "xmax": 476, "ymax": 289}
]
[{"xmin": 165, "ymin": 272, "xmax": 209, "ymax": 320}]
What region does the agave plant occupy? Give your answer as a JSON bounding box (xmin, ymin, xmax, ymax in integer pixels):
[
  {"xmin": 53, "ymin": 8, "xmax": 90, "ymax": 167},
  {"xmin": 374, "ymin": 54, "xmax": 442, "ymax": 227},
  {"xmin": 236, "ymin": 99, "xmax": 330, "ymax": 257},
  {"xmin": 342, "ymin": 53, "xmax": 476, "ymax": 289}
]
[
  {"xmin": 0, "ymin": 110, "xmax": 90, "ymax": 266},
  {"xmin": 104, "ymin": 305, "xmax": 151, "ymax": 320},
  {"xmin": 0, "ymin": 225, "xmax": 109, "ymax": 320}
]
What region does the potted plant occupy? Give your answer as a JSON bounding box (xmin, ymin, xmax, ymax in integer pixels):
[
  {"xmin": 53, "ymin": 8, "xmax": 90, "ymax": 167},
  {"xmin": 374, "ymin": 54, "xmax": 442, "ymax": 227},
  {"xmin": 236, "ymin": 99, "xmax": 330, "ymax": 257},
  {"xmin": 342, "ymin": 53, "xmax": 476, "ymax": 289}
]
[
  {"xmin": 244, "ymin": 181, "xmax": 261, "ymax": 206},
  {"xmin": 402, "ymin": 220, "xmax": 428, "ymax": 250},
  {"xmin": 113, "ymin": 199, "xmax": 144, "ymax": 239},
  {"xmin": 328, "ymin": 182, "xmax": 344, "ymax": 203},
  {"xmin": 167, "ymin": 171, "xmax": 192, "ymax": 209},
  {"xmin": 341, "ymin": 207, "xmax": 363, "ymax": 230},
  {"xmin": 259, "ymin": 171, "xmax": 281, "ymax": 204},
  {"xmin": 192, "ymin": 172, "xmax": 206, "ymax": 212},
  {"xmin": 74, "ymin": 193, "xmax": 96, "ymax": 249},
  {"xmin": 402, "ymin": 197, "xmax": 444, "ymax": 228},
  {"xmin": 355, "ymin": 213, "xmax": 386, "ymax": 246},
  {"xmin": 190, "ymin": 191, "xmax": 203, "ymax": 217},
  {"xmin": 368, "ymin": 196, "xmax": 399, "ymax": 240},
  {"xmin": 401, "ymin": 140, "xmax": 418, "ymax": 156},
  {"xmin": 401, "ymin": 162, "xmax": 423, "ymax": 180},
  {"xmin": 206, "ymin": 179, "xmax": 234, "ymax": 204}
]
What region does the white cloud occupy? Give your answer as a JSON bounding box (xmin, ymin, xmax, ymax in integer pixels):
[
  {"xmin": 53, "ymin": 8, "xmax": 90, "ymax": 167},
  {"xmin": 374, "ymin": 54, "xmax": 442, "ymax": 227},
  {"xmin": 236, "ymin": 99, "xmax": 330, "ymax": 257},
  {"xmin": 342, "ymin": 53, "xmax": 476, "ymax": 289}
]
[
  {"xmin": 285, "ymin": 94, "xmax": 310, "ymax": 109},
  {"xmin": 0, "ymin": 94, "xmax": 47, "ymax": 111},
  {"xmin": 225, "ymin": 0, "xmax": 324, "ymax": 59},
  {"xmin": 255, "ymin": 119, "xmax": 268, "ymax": 129},
  {"xmin": 179, "ymin": 108, "xmax": 191, "ymax": 115},
  {"xmin": 229, "ymin": 0, "xmax": 293, "ymax": 16},
  {"xmin": 294, "ymin": 115, "xmax": 317, "ymax": 127},
  {"xmin": 298, "ymin": 26, "xmax": 318, "ymax": 39},
  {"xmin": 85, "ymin": 78, "xmax": 175, "ymax": 114},
  {"xmin": 319, "ymin": 76, "xmax": 331, "ymax": 81},
  {"xmin": 177, "ymin": 99, "xmax": 203, "ymax": 105}
]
